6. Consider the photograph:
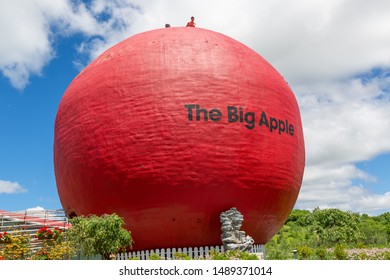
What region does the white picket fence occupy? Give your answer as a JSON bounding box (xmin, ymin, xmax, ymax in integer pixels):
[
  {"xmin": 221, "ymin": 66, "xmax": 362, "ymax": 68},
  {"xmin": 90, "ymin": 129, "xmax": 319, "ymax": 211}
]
[{"xmin": 117, "ymin": 244, "xmax": 265, "ymax": 260}]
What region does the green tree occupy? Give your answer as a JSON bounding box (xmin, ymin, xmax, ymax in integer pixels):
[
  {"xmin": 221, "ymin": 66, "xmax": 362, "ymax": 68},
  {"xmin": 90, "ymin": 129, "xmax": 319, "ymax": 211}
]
[
  {"xmin": 374, "ymin": 212, "xmax": 390, "ymax": 244},
  {"xmin": 67, "ymin": 213, "xmax": 132, "ymax": 260},
  {"xmin": 265, "ymin": 231, "xmax": 294, "ymax": 260},
  {"xmin": 286, "ymin": 209, "xmax": 312, "ymax": 226},
  {"xmin": 265, "ymin": 208, "xmax": 390, "ymax": 260},
  {"xmin": 359, "ymin": 214, "xmax": 388, "ymax": 246},
  {"xmin": 312, "ymin": 208, "xmax": 363, "ymax": 246}
]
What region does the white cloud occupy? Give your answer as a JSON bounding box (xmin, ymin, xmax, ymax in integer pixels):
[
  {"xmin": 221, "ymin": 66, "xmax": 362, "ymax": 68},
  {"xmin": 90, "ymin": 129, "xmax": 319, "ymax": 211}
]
[
  {"xmin": 66, "ymin": 0, "xmax": 390, "ymax": 85},
  {"xmin": 21, "ymin": 206, "xmax": 48, "ymax": 218},
  {"xmin": 297, "ymin": 184, "xmax": 390, "ymax": 215},
  {"xmin": 357, "ymin": 192, "xmax": 390, "ymax": 212},
  {"xmin": 2, "ymin": 0, "xmax": 390, "ymax": 88},
  {"xmin": 0, "ymin": 180, "xmax": 27, "ymax": 194},
  {"xmin": 0, "ymin": 1, "xmax": 52, "ymax": 89},
  {"xmin": 25, "ymin": 206, "xmax": 45, "ymax": 211},
  {"xmin": 298, "ymin": 76, "xmax": 390, "ymax": 167},
  {"xmin": 0, "ymin": 0, "xmax": 100, "ymax": 89},
  {"xmin": 294, "ymin": 72, "xmax": 390, "ymax": 214}
]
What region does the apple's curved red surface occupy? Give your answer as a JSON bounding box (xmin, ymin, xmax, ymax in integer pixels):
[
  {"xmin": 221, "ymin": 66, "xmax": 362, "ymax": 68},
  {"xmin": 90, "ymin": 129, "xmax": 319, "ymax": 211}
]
[{"xmin": 54, "ymin": 27, "xmax": 305, "ymax": 250}]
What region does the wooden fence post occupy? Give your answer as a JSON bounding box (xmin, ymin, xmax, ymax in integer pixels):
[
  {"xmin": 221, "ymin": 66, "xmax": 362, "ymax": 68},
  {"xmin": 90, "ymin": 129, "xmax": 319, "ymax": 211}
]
[
  {"xmin": 160, "ymin": 248, "xmax": 166, "ymax": 260},
  {"xmin": 194, "ymin": 247, "xmax": 199, "ymax": 259},
  {"xmin": 166, "ymin": 248, "xmax": 171, "ymax": 260},
  {"xmin": 199, "ymin": 247, "xmax": 204, "ymax": 258},
  {"xmin": 188, "ymin": 247, "xmax": 193, "ymax": 259}
]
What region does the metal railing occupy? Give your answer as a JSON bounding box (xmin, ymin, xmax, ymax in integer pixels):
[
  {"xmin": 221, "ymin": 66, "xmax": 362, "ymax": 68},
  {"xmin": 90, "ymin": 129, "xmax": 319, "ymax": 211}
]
[{"xmin": 0, "ymin": 209, "xmax": 70, "ymax": 252}]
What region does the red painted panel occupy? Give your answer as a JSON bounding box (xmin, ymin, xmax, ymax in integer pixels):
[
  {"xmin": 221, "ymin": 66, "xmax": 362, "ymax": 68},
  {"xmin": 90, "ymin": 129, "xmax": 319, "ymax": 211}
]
[{"xmin": 54, "ymin": 27, "xmax": 305, "ymax": 250}]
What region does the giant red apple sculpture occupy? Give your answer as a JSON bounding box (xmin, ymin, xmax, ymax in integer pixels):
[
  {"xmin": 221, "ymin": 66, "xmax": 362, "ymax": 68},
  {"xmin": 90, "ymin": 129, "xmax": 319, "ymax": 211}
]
[{"xmin": 54, "ymin": 27, "xmax": 305, "ymax": 251}]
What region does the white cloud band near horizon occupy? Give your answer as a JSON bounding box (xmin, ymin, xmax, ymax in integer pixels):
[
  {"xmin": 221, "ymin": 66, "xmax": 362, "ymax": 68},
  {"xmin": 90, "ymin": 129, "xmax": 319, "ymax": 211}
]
[{"xmin": 1, "ymin": 0, "xmax": 390, "ymax": 214}]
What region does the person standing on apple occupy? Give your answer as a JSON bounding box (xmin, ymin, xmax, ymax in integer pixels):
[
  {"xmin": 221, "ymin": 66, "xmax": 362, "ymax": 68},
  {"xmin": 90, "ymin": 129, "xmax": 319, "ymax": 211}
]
[{"xmin": 186, "ymin": 16, "xmax": 196, "ymax": 27}]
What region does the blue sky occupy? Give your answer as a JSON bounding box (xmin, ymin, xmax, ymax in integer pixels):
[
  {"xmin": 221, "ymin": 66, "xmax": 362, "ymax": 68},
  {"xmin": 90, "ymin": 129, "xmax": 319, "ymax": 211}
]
[
  {"xmin": 356, "ymin": 153, "xmax": 390, "ymax": 195},
  {"xmin": 0, "ymin": 35, "xmax": 80, "ymax": 210},
  {"xmin": 1, "ymin": 0, "xmax": 390, "ymax": 215}
]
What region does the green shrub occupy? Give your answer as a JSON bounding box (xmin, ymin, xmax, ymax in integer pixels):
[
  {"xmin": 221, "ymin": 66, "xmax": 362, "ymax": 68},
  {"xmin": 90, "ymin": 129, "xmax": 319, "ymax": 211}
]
[
  {"xmin": 148, "ymin": 253, "xmax": 162, "ymax": 260},
  {"xmin": 209, "ymin": 250, "xmax": 230, "ymax": 260},
  {"xmin": 356, "ymin": 242, "xmax": 366, "ymax": 249},
  {"xmin": 174, "ymin": 252, "xmax": 191, "ymax": 260},
  {"xmin": 236, "ymin": 251, "xmax": 259, "ymax": 260},
  {"xmin": 382, "ymin": 251, "xmax": 390, "ymax": 260},
  {"xmin": 209, "ymin": 250, "xmax": 259, "ymax": 260},
  {"xmin": 266, "ymin": 248, "xmax": 291, "ymax": 260},
  {"xmin": 315, "ymin": 247, "xmax": 328, "ymax": 260},
  {"xmin": 298, "ymin": 245, "xmax": 312, "ymax": 259},
  {"xmin": 67, "ymin": 213, "xmax": 132, "ymax": 260},
  {"xmin": 333, "ymin": 244, "xmax": 348, "ymax": 260},
  {"xmin": 358, "ymin": 252, "xmax": 368, "ymax": 260}
]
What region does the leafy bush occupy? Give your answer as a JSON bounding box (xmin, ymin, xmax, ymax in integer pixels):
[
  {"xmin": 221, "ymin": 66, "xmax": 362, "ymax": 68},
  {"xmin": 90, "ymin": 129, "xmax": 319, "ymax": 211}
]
[
  {"xmin": 266, "ymin": 208, "xmax": 390, "ymax": 260},
  {"xmin": 32, "ymin": 251, "xmax": 50, "ymax": 260},
  {"xmin": 315, "ymin": 247, "xmax": 328, "ymax": 260},
  {"xmin": 312, "ymin": 208, "xmax": 363, "ymax": 246},
  {"xmin": 383, "ymin": 251, "xmax": 390, "ymax": 260},
  {"xmin": 46, "ymin": 241, "xmax": 75, "ymax": 260},
  {"xmin": 333, "ymin": 244, "xmax": 348, "ymax": 260},
  {"xmin": 265, "ymin": 249, "xmax": 291, "ymax": 260},
  {"xmin": 358, "ymin": 252, "xmax": 368, "ymax": 260},
  {"xmin": 298, "ymin": 245, "xmax": 312, "ymax": 259},
  {"xmin": 174, "ymin": 252, "xmax": 191, "ymax": 260},
  {"xmin": 0, "ymin": 234, "xmax": 31, "ymax": 260},
  {"xmin": 67, "ymin": 213, "xmax": 132, "ymax": 260},
  {"xmin": 209, "ymin": 250, "xmax": 259, "ymax": 260},
  {"xmin": 149, "ymin": 253, "xmax": 162, "ymax": 260},
  {"xmin": 237, "ymin": 251, "xmax": 259, "ymax": 260},
  {"xmin": 209, "ymin": 250, "xmax": 230, "ymax": 260}
]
